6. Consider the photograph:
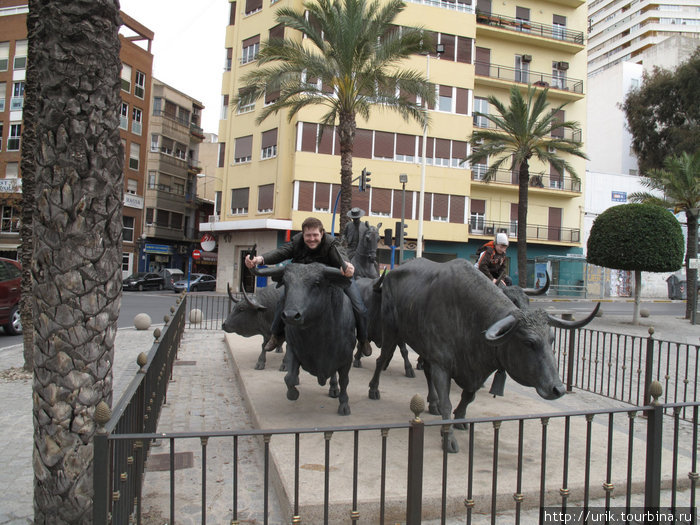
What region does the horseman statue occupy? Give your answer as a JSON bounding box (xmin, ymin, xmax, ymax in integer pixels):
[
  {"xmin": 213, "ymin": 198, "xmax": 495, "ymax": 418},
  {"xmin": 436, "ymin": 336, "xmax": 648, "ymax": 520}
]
[{"xmin": 343, "ymin": 207, "xmax": 366, "ymax": 260}]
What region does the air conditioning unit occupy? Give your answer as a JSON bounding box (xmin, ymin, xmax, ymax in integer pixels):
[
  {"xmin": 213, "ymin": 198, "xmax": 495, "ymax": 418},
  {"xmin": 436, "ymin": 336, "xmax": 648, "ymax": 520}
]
[
  {"xmin": 557, "ymin": 61, "xmax": 569, "ymax": 70},
  {"xmin": 498, "ymin": 228, "xmax": 508, "ymax": 234},
  {"xmin": 208, "ymin": 215, "xmax": 220, "ymax": 223},
  {"xmin": 522, "ymin": 54, "xmax": 532, "ymax": 63},
  {"xmin": 485, "ymin": 226, "xmax": 495, "ymax": 235}
]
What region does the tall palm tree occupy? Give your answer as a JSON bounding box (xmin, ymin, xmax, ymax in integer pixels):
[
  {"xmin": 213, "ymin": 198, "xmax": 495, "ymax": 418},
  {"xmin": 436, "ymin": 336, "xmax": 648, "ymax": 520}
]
[
  {"xmin": 630, "ymin": 151, "xmax": 700, "ymax": 319},
  {"xmin": 30, "ymin": 1, "xmax": 123, "ymax": 521},
  {"xmin": 466, "ymin": 85, "xmax": 587, "ymax": 285},
  {"xmin": 236, "ymin": 0, "xmax": 434, "ymax": 234}
]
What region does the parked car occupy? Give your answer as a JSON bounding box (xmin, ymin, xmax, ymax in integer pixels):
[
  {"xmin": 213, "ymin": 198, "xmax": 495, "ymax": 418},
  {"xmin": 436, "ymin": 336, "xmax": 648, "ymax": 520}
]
[
  {"xmin": 161, "ymin": 268, "xmax": 185, "ymax": 290},
  {"xmin": 172, "ymin": 274, "xmax": 216, "ymax": 292},
  {"xmin": 123, "ymin": 272, "xmax": 165, "ymax": 291},
  {"xmin": 0, "ymin": 257, "xmax": 22, "ymax": 335}
]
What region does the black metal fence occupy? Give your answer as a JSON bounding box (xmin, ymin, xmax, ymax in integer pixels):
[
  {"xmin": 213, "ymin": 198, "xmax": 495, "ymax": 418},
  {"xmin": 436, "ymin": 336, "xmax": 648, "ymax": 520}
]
[
  {"xmin": 93, "ymin": 296, "xmax": 187, "ymax": 523},
  {"xmin": 184, "ymin": 292, "xmax": 235, "ymax": 330},
  {"xmin": 96, "ymin": 399, "xmax": 698, "ymax": 524},
  {"xmin": 554, "ymin": 326, "xmax": 699, "ymax": 420}
]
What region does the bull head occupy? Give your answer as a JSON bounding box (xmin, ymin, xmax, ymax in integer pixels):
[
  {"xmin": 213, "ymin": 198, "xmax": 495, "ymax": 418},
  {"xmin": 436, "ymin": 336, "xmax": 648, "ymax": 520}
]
[
  {"xmin": 522, "ymin": 272, "xmax": 550, "ymax": 296},
  {"xmin": 227, "ymin": 283, "xmax": 240, "ymax": 303}
]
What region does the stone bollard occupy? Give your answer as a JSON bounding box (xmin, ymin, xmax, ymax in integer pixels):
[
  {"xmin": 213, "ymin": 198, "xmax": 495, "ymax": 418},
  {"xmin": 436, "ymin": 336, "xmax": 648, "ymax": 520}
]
[
  {"xmin": 189, "ymin": 308, "xmax": 203, "ymax": 324},
  {"xmin": 134, "ymin": 313, "xmax": 151, "ymax": 330}
]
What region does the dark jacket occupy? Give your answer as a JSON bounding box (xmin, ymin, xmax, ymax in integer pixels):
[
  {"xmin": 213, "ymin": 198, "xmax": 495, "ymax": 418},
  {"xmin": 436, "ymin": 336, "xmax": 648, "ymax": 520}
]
[
  {"xmin": 476, "ymin": 241, "xmax": 507, "ymax": 281},
  {"xmin": 262, "ymin": 233, "xmax": 348, "ymax": 268}
]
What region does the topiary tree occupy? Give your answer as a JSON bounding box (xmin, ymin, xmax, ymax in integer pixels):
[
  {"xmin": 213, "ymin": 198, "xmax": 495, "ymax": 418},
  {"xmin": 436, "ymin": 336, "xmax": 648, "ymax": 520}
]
[{"xmin": 587, "ymin": 203, "xmax": 683, "ymax": 324}]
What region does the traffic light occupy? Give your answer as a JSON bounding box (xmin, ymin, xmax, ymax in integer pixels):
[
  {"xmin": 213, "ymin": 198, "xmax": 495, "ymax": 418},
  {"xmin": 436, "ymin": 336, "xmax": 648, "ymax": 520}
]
[
  {"xmin": 359, "ymin": 168, "xmax": 371, "ymax": 192},
  {"xmin": 394, "ymin": 221, "xmax": 407, "ymax": 246},
  {"xmin": 384, "ymin": 228, "xmax": 393, "ymax": 247}
]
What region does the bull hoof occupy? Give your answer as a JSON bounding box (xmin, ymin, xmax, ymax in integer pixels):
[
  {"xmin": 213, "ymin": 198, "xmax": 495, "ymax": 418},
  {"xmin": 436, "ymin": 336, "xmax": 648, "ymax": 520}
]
[
  {"xmin": 416, "ymin": 360, "xmax": 423, "ymax": 371},
  {"xmin": 328, "ymin": 385, "xmax": 340, "ymax": 398},
  {"xmin": 278, "ymin": 362, "xmax": 287, "ymax": 372},
  {"xmin": 404, "ymin": 366, "xmax": 415, "ymax": 378},
  {"xmin": 443, "ymin": 435, "xmax": 459, "ymax": 454},
  {"xmin": 337, "ymin": 403, "xmax": 351, "ymax": 416},
  {"xmin": 287, "ymin": 388, "xmax": 299, "ymax": 401},
  {"xmin": 428, "ymin": 404, "xmax": 440, "ymax": 416},
  {"xmin": 254, "ymin": 361, "xmax": 266, "ymax": 370},
  {"xmin": 368, "ymin": 388, "xmax": 380, "ymax": 400},
  {"xmin": 353, "ymin": 358, "xmax": 362, "ymax": 368}
]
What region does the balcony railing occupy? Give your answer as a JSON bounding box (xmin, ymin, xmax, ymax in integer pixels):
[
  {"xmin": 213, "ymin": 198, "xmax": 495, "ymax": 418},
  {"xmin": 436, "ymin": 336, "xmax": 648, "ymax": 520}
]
[
  {"xmin": 475, "ymin": 10, "xmax": 584, "ymax": 45},
  {"xmin": 475, "ymin": 62, "xmax": 584, "ymax": 94},
  {"xmin": 469, "ymin": 218, "xmax": 580, "ymax": 243},
  {"xmin": 405, "ymin": 0, "xmax": 474, "ymax": 13},
  {"xmin": 471, "ymin": 167, "xmax": 582, "ymax": 192},
  {"xmin": 473, "ymin": 117, "xmax": 582, "ymax": 141},
  {"xmin": 153, "ymin": 108, "xmax": 191, "ymax": 127}
]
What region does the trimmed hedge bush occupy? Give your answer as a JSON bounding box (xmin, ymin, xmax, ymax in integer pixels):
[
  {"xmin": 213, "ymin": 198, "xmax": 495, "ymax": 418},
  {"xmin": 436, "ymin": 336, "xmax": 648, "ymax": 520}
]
[{"xmin": 587, "ymin": 203, "xmax": 683, "ymax": 272}]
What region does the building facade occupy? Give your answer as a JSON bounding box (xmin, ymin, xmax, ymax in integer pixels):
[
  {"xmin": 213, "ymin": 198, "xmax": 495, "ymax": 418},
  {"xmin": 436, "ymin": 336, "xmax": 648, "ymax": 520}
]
[
  {"xmin": 201, "ymin": 0, "xmax": 588, "ymax": 292},
  {"xmin": 141, "ymin": 79, "xmax": 205, "ymax": 274}
]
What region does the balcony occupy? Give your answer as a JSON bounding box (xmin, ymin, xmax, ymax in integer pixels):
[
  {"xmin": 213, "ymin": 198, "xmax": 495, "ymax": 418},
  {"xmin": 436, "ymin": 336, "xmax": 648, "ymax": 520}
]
[
  {"xmin": 469, "ymin": 219, "xmax": 580, "ymax": 243},
  {"xmin": 190, "ymin": 123, "xmax": 205, "ymax": 139},
  {"xmin": 475, "ymin": 62, "xmax": 584, "ymax": 96},
  {"xmin": 473, "ymin": 117, "xmax": 582, "ymax": 141},
  {"xmin": 187, "ymin": 159, "xmax": 202, "ymax": 174},
  {"xmin": 471, "ymin": 167, "xmax": 582, "ymax": 193},
  {"xmin": 475, "ymin": 10, "xmax": 584, "ymax": 46},
  {"xmin": 405, "ymin": 0, "xmax": 473, "ymax": 14},
  {"xmin": 153, "ymin": 108, "xmax": 191, "ymax": 128}
]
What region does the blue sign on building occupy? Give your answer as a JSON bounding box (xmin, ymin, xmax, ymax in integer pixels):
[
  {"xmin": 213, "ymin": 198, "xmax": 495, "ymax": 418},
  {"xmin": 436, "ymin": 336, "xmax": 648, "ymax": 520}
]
[
  {"xmin": 611, "ymin": 191, "xmax": 627, "ymax": 202},
  {"xmin": 144, "ymin": 243, "xmax": 174, "ymax": 255}
]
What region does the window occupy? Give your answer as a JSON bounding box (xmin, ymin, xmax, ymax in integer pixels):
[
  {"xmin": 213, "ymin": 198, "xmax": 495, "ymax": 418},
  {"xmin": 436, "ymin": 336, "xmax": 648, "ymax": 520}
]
[
  {"xmin": 0, "ymin": 122, "xmax": 3, "ymax": 150},
  {"xmin": 8, "ymin": 124, "xmax": 21, "ymax": 151},
  {"xmin": 119, "ymin": 102, "xmax": 128, "ymax": 130},
  {"xmin": 5, "ymin": 162, "xmax": 18, "ymax": 178},
  {"xmin": 148, "ymin": 171, "xmax": 157, "ymax": 189},
  {"xmin": 472, "ymin": 162, "xmax": 487, "ymax": 180},
  {"xmin": 132, "ymin": 107, "xmax": 142, "ymax": 135},
  {"xmin": 221, "ymin": 94, "xmax": 229, "ymax": 120},
  {"xmin": 13, "ymin": 40, "xmax": 27, "ymax": 69},
  {"xmin": 438, "ymin": 86, "xmax": 453, "ymax": 112},
  {"xmin": 153, "ymin": 97, "xmax": 162, "ymax": 114},
  {"xmin": 123, "ymin": 216, "xmax": 134, "ymax": 242},
  {"xmin": 451, "ymin": 140, "xmax": 468, "ymax": 168},
  {"xmin": 121, "ymin": 63, "xmax": 132, "ymax": 92},
  {"xmin": 218, "ymin": 142, "xmax": 226, "ymax": 167},
  {"xmin": 553, "ymin": 15, "xmax": 567, "ymax": 40},
  {"xmin": 234, "ymin": 135, "xmax": 253, "ymax": 163},
  {"xmin": 0, "ymin": 42, "xmax": 8, "ymax": 71},
  {"xmin": 1, "ymin": 206, "xmax": 19, "ymax": 233},
  {"xmin": 434, "ymin": 139, "xmax": 450, "ymax": 167},
  {"xmin": 0, "ymin": 82, "xmax": 4, "ymax": 112},
  {"xmin": 225, "ymin": 48, "xmax": 233, "ymax": 71},
  {"xmin": 127, "ymin": 178, "xmax": 138, "ymax": 195},
  {"xmin": 150, "ymin": 134, "xmax": 159, "ymax": 152},
  {"xmin": 395, "ymin": 133, "xmax": 415, "ymax": 163},
  {"xmin": 134, "ymin": 71, "xmax": 146, "ymax": 98},
  {"xmin": 470, "ymin": 199, "xmax": 485, "ymax": 232},
  {"xmin": 122, "ymin": 253, "xmax": 130, "ymax": 273},
  {"xmin": 11, "ymin": 81, "xmax": 24, "ymax": 111},
  {"xmin": 175, "ymin": 142, "xmax": 187, "ymax": 160},
  {"xmin": 370, "ymin": 188, "xmax": 392, "ymax": 216},
  {"xmin": 261, "ymin": 128, "xmax": 278, "ymax": 159},
  {"xmin": 238, "ymin": 88, "xmax": 255, "ymax": 113},
  {"xmin": 432, "ymin": 193, "xmax": 449, "ymax": 221},
  {"xmin": 231, "ymin": 188, "xmax": 249, "ymax": 214},
  {"xmin": 129, "ymin": 142, "xmax": 140, "ymax": 170},
  {"xmin": 373, "ymin": 131, "xmax": 394, "ymax": 160},
  {"xmin": 515, "ymin": 55, "xmax": 529, "ymax": 83},
  {"xmin": 145, "ymin": 208, "xmax": 154, "ymax": 224},
  {"xmin": 160, "ymin": 136, "xmax": 173, "ymax": 155},
  {"xmin": 241, "ymin": 35, "xmax": 260, "ymax": 64},
  {"xmin": 552, "ymin": 62, "xmax": 566, "ymax": 89},
  {"xmin": 258, "ymin": 184, "xmax": 274, "ymax": 212},
  {"xmin": 171, "ymin": 212, "xmax": 183, "ymax": 230},
  {"xmin": 245, "ymin": 0, "xmax": 262, "ymax": 15},
  {"xmin": 473, "ymin": 97, "xmax": 489, "ymax": 128}
]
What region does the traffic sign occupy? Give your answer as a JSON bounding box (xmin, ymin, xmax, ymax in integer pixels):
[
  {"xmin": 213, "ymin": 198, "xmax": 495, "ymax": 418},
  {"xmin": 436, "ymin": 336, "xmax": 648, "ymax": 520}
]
[
  {"xmin": 200, "ymin": 233, "xmax": 216, "ymax": 252},
  {"xmin": 192, "ymin": 249, "xmax": 201, "ymax": 260}
]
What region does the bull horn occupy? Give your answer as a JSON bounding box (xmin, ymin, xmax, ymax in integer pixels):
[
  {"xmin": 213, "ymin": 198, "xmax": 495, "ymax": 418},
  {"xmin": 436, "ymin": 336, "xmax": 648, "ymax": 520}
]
[
  {"xmin": 241, "ymin": 285, "xmax": 266, "ymax": 310},
  {"xmin": 322, "ymin": 266, "xmax": 345, "ymax": 279},
  {"xmin": 372, "ymin": 269, "xmax": 387, "ymax": 292},
  {"xmin": 484, "ymin": 314, "xmax": 519, "ymax": 343},
  {"xmin": 250, "ymin": 265, "xmax": 285, "ymax": 279},
  {"xmin": 523, "ymin": 273, "xmax": 550, "ymax": 296},
  {"xmin": 227, "ymin": 283, "xmax": 240, "ymax": 303},
  {"xmin": 546, "ymin": 302, "xmax": 601, "ymax": 329},
  {"xmin": 376, "ymin": 222, "xmax": 382, "ymax": 230}
]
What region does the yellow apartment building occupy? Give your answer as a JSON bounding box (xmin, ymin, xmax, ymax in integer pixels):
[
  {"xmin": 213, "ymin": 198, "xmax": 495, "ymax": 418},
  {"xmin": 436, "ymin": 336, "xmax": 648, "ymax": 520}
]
[{"xmin": 203, "ymin": 0, "xmax": 587, "ymax": 292}]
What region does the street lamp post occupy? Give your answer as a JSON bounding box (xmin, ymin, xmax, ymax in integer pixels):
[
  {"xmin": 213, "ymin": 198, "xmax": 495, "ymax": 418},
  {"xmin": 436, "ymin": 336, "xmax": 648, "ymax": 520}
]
[
  {"xmin": 399, "ymin": 173, "xmax": 407, "ymax": 264},
  {"xmin": 416, "ymin": 43, "xmax": 444, "ymax": 258},
  {"xmin": 690, "ymin": 207, "xmax": 699, "ymax": 325}
]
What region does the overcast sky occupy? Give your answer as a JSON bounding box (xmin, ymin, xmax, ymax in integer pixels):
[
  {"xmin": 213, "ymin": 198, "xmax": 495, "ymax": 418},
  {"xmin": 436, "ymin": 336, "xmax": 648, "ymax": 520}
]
[{"xmin": 118, "ymin": 0, "xmax": 230, "ymax": 134}]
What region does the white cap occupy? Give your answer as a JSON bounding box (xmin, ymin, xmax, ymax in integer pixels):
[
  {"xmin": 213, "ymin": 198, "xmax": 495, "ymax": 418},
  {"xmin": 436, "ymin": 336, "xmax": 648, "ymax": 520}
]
[{"xmin": 495, "ymin": 233, "xmax": 509, "ymax": 246}]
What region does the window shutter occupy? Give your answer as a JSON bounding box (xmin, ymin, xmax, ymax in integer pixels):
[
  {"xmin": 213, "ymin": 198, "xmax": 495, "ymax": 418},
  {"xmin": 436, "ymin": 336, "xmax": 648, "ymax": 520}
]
[
  {"xmin": 231, "ymin": 188, "xmax": 250, "ymax": 209},
  {"xmin": 269, "ymin": 23, "xmax": 284, "ymax": 40},
  {"xmin": 435, "ymin": 138, "xmax": 450, "ymax": 159},
  {"xmin": 396, "ymin": 134, "xmax": 416, "ymax": 156},
  {"xmin": 553, "ymin": 14, "xmax": 566, "ymax": 25},
  {"xmin": 374, "ymin": 131, "xmax": 394, "ymax": 158},
  {"xmin": 242, "ymin": 35, "xmax": 260, "ymax": 48},
  {"xmin": 449, "ymin": 195, "xmax": 465, "ymax": 223},
  {"xmin": 457, "ymin": 37, "xmax": 472, "ymax": 64},
  {"xmin": 245, "ymin": 0, "xmax": 262, "ymax": 15},
  {"xmin": 354, "ymin": 128, "xmax": 373, "ymax": 158},
  {"xmin": 515, "ymin": 6, "xmax": 530, "ymax": 19},
  {"xmin": 510, "ymin": 203, "xmax": 519, "ymax": 220},
  {"xmin": 351, "ymin": 188, "xmax": 369, "ymax": 211},
  {"xmin": 422, "ymin": 193, "xmax": 432, "ymax": 220},
  {"xmin": 258, "ymin": 184, "xmax": 274, "ymax": 211},
  {"xmin": 298, "ymin": 181, "xmax": 314, "ymax": 211},
  {"xmin": 471, "ymin": 199, "xmax": 485, "ymax": 214},
  {"xmin": 456, "ymin": 88, "xmax": 469, "ymax": 115},
  {"xmin": 315, "ymin": 182, "xmax": 330, "ymax": 209},
  {"xmin": 218, "ymin": 142, "xmax": 226, "ymax": 167},
  {"xmin": 318, "ymin": 125, "xmax": 334, "ymax": 154},
  {"xmin": 441, "ymin": 34, "xmax": 455, "ymax": 61},
  {"xmin": 393, "ymin": 190, "xmax": 414, "ymax": 219},
  {"xmin": 301, "ymin": 123, "xmax": 317, "ymax": 152},
  {"xmin": 261, "ymin": 128, "xmax": 278, "ymax": 148},
  {"xmin": 433, "ymin": 194, "xmax": 448, "ymax": 218},
  {"xmin": 371, "ymin": 188, "xmax": 392, "ymax": 215},
  {"xmin": 229, "ymin": 2, "xmax": 236, "ymax": 25},
  {"xmin": 234, "ymin": 135, "xmax": 253, "ymax": 158},
  {"xmin": 477, "ymin": 0, "xmax": 491, "ymax": 14}
]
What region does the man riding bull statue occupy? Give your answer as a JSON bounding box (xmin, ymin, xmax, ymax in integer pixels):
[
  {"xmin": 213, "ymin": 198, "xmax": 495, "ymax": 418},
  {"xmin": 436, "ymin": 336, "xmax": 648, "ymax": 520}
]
[
  {"xmin": 476, "ymin": 232, "xmax": 513, "ymax": 286},
  {"xmin": 244, "ymin": 216, "xmax": 373, "ymax": 357}
]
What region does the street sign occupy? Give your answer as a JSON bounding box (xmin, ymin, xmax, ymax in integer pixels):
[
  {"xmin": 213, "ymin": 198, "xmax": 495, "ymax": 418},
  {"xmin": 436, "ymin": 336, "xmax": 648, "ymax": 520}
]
[
  {"xmin": 689, "ymin": 258, "xmax": 700, "ymax": 269},
  {"xmin": 192, "ymin": 249, "xmax": 201, "ymax": 260},
  {"xmin": 200, "ymin": 233, "xmax": 216, "ymax": 252}
]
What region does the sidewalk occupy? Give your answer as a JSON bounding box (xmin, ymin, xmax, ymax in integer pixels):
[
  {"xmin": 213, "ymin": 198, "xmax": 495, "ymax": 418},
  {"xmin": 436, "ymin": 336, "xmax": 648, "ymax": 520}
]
[{"xmin": 0, "ymin": 307, "xmax": 697, "ymax": 524}]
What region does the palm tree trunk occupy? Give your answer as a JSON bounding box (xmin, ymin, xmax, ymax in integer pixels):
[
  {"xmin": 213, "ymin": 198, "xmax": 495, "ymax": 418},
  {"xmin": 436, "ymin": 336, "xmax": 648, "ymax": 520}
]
[
  {"xmin": 632, "ymin": 269, "xmax": 642, "ymax": 325},
  {"xmin": 337, "ymin": 111, "xmax": 356, "ymax": 236},
  {"xmin": 31, "ymin": 1, "xmax": 122, "ymax": 522},
  {"xmin": 19, "ymin": 4, "xmax": 39, "ymax": 371},
  {"xmin": 516, "ymin": 158, "xmax": 530, "ymax": 286},
  {"xmin": 686, "ymin": 210, "xmax": 698, "ymax": 320}
]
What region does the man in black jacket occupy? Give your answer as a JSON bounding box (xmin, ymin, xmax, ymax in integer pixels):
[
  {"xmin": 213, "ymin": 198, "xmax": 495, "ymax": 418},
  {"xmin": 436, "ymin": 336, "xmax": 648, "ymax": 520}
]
[{"xmin": 245, "ymin": 217, "xmax": 372, "ymax": 356}]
